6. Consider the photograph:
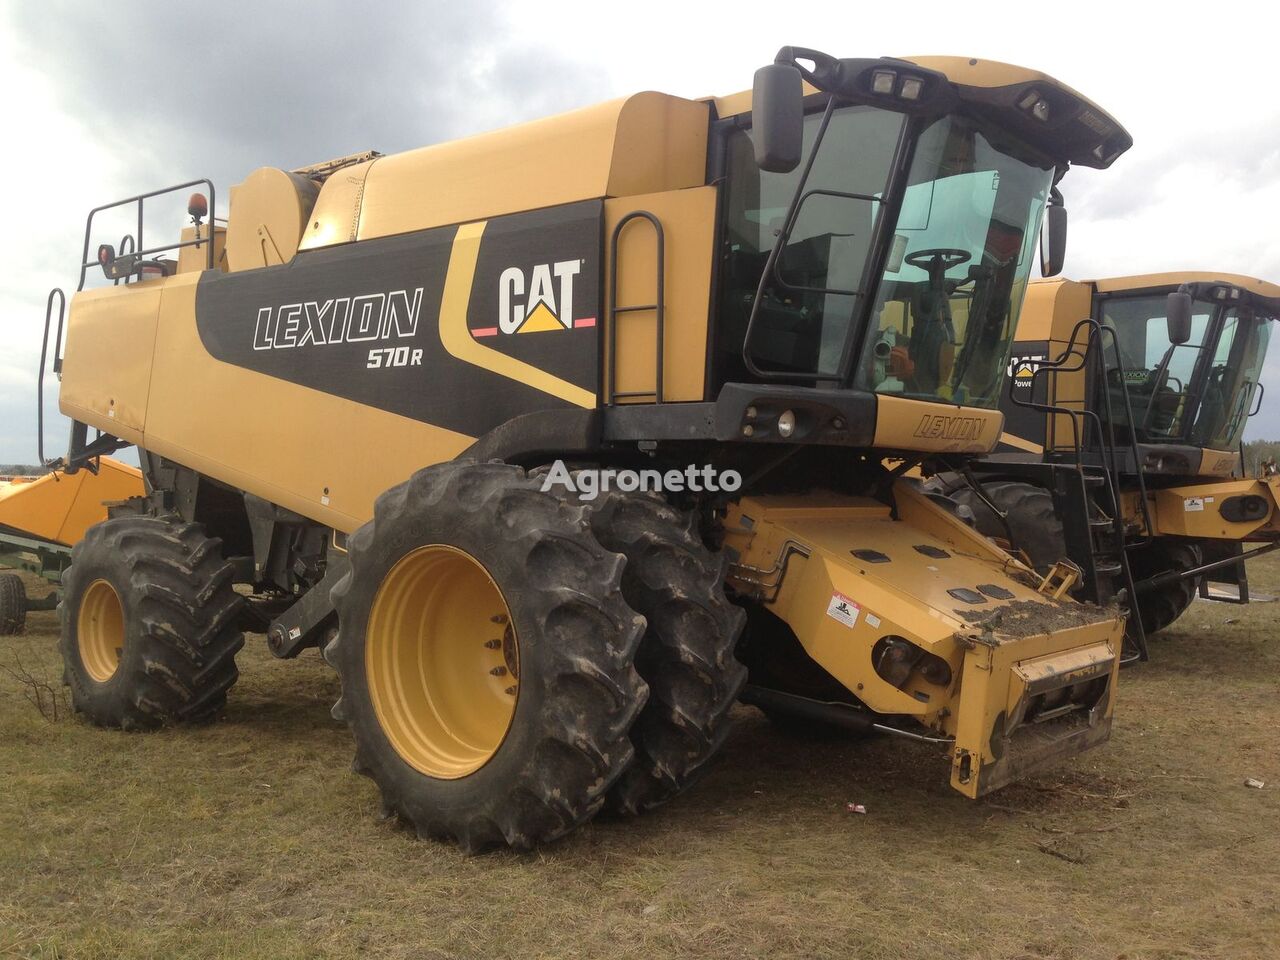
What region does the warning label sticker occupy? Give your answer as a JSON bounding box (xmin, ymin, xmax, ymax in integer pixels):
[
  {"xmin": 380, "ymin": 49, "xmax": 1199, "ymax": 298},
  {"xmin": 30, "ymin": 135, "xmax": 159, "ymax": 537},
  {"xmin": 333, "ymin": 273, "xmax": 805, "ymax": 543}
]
[
  {"xmin": 826, "ymin": 591, "xmax": 860, "ymax": 628},
  {"xmin": 1184, "ymin": 497, "xmax": 1205, "ymax": 512}
]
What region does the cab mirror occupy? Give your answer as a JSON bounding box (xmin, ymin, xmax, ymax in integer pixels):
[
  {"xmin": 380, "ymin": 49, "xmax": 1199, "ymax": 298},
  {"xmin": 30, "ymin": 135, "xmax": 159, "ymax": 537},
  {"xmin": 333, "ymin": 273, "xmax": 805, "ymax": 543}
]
[
  {"xmin": 1166, "ymin": 291, "xmax": 1194, "ymax": 345},
  {"xmin": 752, "ymin": 62, "xmax": 804, "ymax": 173},
  {"xmin": 1039, "ymin": 203, "xmax": 1067, "ymax": 277}
]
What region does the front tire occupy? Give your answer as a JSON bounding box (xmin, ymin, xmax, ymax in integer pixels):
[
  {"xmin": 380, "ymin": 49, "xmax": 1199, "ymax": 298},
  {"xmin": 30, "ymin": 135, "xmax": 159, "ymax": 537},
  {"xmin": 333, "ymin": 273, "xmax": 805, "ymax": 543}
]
[
  {"xmin": 327, "ymin": 461, "xmax": 648, "ymax": 852},
  {"xmin": 586, "ymin": 492, "xmax": 747, "ymax": 816},
  {"xmin": 1129, "ymin": 540, "xmax": 1201, "ymax": 636},
  {"xmin": 59, "ymin": 516, "xmax": 244, "ymax": 729}
]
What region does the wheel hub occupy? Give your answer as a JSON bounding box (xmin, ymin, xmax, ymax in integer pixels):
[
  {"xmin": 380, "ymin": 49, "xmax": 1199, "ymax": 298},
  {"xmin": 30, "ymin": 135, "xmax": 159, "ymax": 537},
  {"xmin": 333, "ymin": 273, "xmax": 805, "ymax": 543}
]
[
  {"xmin": 78, "ymin": 578, "xmax": 123, "ymax": 683},
  {"xmin": 365, "ymin": 545, "xmax": 519, "ymax": 779}
]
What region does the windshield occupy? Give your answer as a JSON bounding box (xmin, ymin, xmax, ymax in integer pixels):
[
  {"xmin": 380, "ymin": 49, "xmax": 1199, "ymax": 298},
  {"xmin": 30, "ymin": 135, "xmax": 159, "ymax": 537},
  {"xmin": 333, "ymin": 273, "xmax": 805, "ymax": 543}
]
[
  {"xmin": 1101, "ymin": 294, "xmax": 1273, "ymax": 449},
  {"xmin": 853, "ymin": 116, "xmax": 1053, "ymax": 407},
  {"xmin": 717, "ymin": 107, "xmax": 1054, "ymax": 400}
]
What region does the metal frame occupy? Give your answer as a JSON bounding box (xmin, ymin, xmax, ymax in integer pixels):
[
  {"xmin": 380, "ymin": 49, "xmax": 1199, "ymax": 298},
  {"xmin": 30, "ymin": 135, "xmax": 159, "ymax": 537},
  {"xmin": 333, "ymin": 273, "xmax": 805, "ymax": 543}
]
[
  {"xmin": 76, "ymin": 178, "xmax": 216, "ymax": 291},
  {"xmin": 608, "ymin": 211, "xmax": 666, "ymax": 404},
  {"xmin": 995, "ymin": 316, "xmax": 1154, "ymax": 660}
]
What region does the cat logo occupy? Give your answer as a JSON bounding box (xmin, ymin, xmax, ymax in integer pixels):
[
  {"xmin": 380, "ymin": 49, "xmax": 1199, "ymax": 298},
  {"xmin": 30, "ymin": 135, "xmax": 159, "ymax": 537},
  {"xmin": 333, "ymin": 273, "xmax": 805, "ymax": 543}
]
[
  {"xmin": 1007, "ymin": 354, "xmax": 1045, "ymax": 384},
  {"xmin": 472, "ymin": 260, "xmax": 596, "ymax": 338}
]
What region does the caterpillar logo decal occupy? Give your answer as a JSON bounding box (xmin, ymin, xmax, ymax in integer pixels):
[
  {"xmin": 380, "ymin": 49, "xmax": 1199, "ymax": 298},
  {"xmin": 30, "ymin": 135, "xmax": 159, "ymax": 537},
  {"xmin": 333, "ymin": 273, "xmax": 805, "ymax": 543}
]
[
  {"xmin": 1007, "ymin": 354, "xmax": 1045, "ymax": 385},
  {"xmin": 470, "ymin": 260, "xmax": 596, "ymax": 338},
  {"xmin": 914, "ymin": 414, "xmax": 985, "ymax": 442}
]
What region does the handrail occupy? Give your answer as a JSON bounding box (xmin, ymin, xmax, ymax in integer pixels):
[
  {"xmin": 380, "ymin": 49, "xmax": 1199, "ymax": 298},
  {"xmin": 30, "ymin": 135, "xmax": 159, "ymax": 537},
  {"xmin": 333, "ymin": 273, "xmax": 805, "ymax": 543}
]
[
  {"xmin": 608, "ymin": 210, "xmax": 666, "ymax": 404},
  {"xmin": 37, "ymin": 288, "xmax": 67, "ymax": 468},
  {"xmin": 1008, "ymin": 315, "xmax": 1152, "ymax": 659},
  {"xmin": 77, "ymin": 178, "xmax": 215, "ymax": 290}
]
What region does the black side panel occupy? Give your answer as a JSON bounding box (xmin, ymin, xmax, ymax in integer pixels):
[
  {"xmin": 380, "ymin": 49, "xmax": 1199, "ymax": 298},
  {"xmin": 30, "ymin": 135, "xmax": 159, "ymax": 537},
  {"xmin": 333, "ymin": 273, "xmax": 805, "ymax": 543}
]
[
  {"xmin": 195, "ymin": 201, "xmax": 602, "ymax": 439},
  {"xmin": 999, "ymin": 340, "xmax": 1050, "ymax": 451}
]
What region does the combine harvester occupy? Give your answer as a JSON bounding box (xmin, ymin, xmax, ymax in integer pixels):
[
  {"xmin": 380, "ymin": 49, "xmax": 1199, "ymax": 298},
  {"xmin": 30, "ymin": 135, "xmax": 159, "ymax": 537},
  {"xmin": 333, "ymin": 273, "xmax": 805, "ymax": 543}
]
[
  {"xmin": 0, "ymin": 459, "xmax": 143, "ymax": 633},
  {"xmin": 935, "ymin": 272, "xmax": 1278, "ymax": 657},
  {"xmin": 40, "ymin": 47, "xmax": 1135, "ymax": 849}
]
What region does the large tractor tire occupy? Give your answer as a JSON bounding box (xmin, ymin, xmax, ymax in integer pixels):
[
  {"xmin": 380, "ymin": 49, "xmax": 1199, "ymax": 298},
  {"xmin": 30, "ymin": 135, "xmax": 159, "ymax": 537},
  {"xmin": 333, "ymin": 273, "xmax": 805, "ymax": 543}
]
[
  {"xmin": 947, "ymin": 480, "xmax": 1065, "ymax": 575},
  {"xmin": 1128, "ymin": 539, "xmax": 1202, "ymax": 637},
  {"xmin": 0, "ymin": 573, "xmax": 26, "ymax": 635},
  {"xmin": 586, "ymin": 492, "xmax": 747, "ymax": 816},
  {"xmin": 59, "ymin": 516, "xmax": 244, "ymax": 730},
  {"xmin": 326, "ymin": 461, "xmax": 648, "ymax": 852}
]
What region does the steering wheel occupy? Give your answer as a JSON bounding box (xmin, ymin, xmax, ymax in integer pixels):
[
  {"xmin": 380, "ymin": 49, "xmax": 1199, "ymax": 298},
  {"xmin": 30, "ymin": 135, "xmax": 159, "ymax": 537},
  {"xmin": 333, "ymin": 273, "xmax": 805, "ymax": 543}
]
[{"xmin": 905, "ymin": 248, "xmax": 972, "ymax": 275}]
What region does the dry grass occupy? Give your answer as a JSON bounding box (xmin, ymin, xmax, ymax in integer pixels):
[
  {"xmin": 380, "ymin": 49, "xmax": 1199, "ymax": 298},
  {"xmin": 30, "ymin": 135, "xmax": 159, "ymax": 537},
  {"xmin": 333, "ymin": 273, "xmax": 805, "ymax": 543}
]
[{"xmin": 2, "ymin": 557, "xmax": 1278, "ymax": 960}]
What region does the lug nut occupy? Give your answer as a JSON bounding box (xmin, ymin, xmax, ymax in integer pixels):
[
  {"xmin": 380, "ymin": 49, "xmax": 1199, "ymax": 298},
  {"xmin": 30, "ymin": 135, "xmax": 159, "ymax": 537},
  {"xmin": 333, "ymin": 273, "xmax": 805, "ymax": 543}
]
[
  {"xmin": 490, "ymin": 666, "xmax": 507, "ymax": 676},
  {"xmin": 490, "ymin": 614, "xmax": 509, "ymax": 624},
  {"xmin": 484, "ymin": 639, "xmax": 502, "ymax": 649},
  {"xmin": 504, "ymin": 685, "xmax": 517, "ymax": 696}
]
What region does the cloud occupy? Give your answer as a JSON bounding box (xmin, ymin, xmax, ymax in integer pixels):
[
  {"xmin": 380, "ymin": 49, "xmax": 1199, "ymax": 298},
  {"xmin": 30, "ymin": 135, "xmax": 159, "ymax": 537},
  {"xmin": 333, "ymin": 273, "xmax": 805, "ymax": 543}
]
[{"xmin": 0, "ymin": 0, "xmax": 608, "ymax": 464}]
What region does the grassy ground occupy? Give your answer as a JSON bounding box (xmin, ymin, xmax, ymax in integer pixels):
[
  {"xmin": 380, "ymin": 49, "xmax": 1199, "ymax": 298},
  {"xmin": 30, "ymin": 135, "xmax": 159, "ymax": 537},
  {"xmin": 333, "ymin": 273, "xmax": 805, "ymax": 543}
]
[{"xmin": 2, "ymin": 557, "xmax": 1278, "ymax": 960}]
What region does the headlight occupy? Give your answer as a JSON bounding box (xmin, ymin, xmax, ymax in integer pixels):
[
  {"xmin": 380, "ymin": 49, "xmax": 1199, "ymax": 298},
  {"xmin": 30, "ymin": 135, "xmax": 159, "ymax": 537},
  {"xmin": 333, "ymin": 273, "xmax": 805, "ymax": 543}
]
[{"xmin": 777, "ymin": 409, "xmax": 796, "ymax": 439}]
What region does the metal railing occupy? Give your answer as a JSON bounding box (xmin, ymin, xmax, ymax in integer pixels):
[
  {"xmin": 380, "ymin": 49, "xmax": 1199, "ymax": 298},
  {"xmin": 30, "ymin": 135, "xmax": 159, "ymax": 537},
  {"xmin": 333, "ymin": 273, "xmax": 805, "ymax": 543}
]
[{"xmin": 76, "ymin": 178, "xmax": 216, "ymax": 291}]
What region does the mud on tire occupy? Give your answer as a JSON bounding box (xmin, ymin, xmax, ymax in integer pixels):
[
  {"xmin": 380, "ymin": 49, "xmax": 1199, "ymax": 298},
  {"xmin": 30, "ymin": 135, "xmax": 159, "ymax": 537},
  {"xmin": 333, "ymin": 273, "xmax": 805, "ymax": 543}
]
[
  {"xmin": 586, "ymin": 491, "xmax": 747, "ymax": 816},
  {"xmin": 326, "ymin": 460, "xmax": 648, "ymax": 852},
  {"xmin": 59, "ymin": 516, "xmax": 244, "ymax": 729}
]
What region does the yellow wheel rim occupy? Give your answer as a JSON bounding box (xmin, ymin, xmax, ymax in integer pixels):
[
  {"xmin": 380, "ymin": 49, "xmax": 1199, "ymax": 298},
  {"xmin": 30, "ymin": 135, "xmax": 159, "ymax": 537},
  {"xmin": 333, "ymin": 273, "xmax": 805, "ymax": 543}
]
[
  {"xmin": 78, "ymin": 579, "xmax": 124, "ymax": 683},
  {"xmin": 366, "ymin": 544, "xmax": 519, "ymax": 779}
]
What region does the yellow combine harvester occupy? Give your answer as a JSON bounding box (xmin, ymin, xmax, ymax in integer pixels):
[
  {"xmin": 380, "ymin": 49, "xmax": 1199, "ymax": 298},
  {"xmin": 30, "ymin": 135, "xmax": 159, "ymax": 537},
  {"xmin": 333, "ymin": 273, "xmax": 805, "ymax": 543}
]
[
  {"xmin": 41, "ymin": 47, "xmax": 1134, "ymax": 849},
  {"xmin": 937, "ymin": 273, "xmax": 1277, "ymax": 655},
  {"xmin": 0, "ymin": 459, "xmax": 143, "ymax": 633}
]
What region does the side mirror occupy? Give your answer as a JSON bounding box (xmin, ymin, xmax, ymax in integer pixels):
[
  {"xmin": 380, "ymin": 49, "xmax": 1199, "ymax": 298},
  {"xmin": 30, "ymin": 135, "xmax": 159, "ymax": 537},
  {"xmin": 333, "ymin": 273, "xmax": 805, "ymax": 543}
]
[
  {"xmin": 752, "ymin": 62, "xmax": 804, "ymax": 173},
  {"xmin": 1039, "ymin": 203, "xmax": 1067, "ymax": 277},
  {"xmin": 1166, "ymin": 290, "xmax": 1194, "ymax": 345}
]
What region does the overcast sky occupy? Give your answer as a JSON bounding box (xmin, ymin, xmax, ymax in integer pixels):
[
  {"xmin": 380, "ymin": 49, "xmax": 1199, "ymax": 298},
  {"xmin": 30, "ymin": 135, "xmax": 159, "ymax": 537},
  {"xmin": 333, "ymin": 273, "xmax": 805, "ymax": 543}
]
[{"xmin": 2, "ymin": 0, "xmax": 1277, "ymax": 464}]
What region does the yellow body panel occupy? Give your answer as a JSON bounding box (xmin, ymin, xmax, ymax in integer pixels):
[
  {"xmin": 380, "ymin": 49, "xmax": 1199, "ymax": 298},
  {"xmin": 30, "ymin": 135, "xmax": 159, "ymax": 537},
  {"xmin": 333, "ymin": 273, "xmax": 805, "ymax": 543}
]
[
  {"xmin": 60, "ymin": 283, "xmax": 164, "ymax": 435},
  {"xmin": 225, "ymin": 168, "xmax": 319, "ymax": 271},
  {"xmin": 176, "ymin": 225, "xmax": 226, "ymax": 274},
  {"xmin": 0, "ymin": 458, "xmax": 143, "ymax": 546},
  {"xmin": 299, "ymin": 160, "xmax": 374, "ymax": 251},
  {"xmin": 67, "ymin": 273, "xmax": 476, "ymax": 533},
  {"xmin": 1126, "ymin": 477, "xmax": 1280, "ymax": 540},
  {"xmin": 1019, "ymin": 278, "xmax": 1094, "ymax": 452},
  {"xmin": 724, "ymin": 481, "xmax": 1123, "ymax": 797},
  {"xmin": 299, "ymin": 94, "xmax": 709, "ymax": 252}
]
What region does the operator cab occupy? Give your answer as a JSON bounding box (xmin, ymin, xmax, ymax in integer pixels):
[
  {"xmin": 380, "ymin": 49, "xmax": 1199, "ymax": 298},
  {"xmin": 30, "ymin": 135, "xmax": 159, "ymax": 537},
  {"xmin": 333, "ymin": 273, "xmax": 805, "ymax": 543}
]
[
  {"xmin": 1096, "ymin": 275, "xmax": 1278, "ymax": 454},
  {"xmin": 709, "ymin": 49, "xmax": 1127, "ymax": 455}
]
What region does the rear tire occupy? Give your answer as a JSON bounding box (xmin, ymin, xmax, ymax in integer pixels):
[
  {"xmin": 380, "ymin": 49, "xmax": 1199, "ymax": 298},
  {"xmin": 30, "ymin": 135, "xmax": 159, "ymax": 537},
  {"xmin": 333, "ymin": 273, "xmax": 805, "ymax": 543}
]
[
  {"xmin": 59, "ymin": 516, "xmax": 244, "ymax": 729},
  {"xmin": 327, "ymin": 460, "xmax": 648, "ymax": 852},
  {"xmin": 586, "ymin": 492, "xmax": 747, "ymax": 816},
  {"xmin": 0, "ymin": 573, "xmax": 26, "ymax": 635}
]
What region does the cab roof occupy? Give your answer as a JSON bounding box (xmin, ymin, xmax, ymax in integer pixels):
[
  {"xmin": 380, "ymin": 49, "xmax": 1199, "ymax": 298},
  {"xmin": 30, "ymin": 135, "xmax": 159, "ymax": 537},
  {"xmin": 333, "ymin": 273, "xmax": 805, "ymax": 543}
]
[{"xmin": 710, "ymin": 56, "xmax": 1132, "ymax": 170}]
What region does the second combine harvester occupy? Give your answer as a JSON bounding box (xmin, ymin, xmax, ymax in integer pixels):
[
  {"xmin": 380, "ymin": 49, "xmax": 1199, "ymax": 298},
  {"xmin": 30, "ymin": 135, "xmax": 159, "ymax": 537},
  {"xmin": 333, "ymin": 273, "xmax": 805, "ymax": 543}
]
[
  {"xmin": 943, "ymin": 272, "xmax": 1278, "ymax": 655},
  {"xmin": 46, "ymin": 48, "xmax": 1134, "ymax": 850}
]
